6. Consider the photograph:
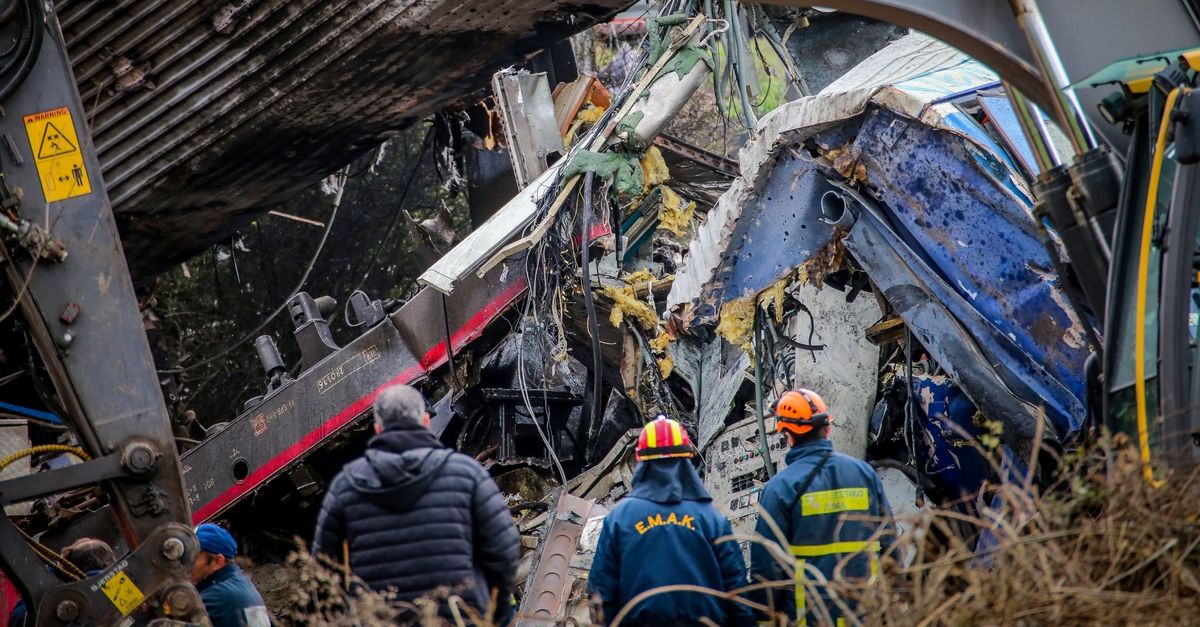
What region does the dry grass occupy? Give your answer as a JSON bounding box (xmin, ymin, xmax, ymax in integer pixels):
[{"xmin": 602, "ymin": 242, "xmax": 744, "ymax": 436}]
[
  {"xmin": 271, "ymin": 550, "xmax": 502, "ymax": 626},
  {"xmin": 827, "ymin": 435, "xmax": 1200, "ymax": 626},
  {"xmin": 271, "ymin": 437, "xmax": 1199, "ymax": 626}
]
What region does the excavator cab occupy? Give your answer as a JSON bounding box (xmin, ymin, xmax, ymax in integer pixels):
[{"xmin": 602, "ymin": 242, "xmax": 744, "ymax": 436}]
[{"xmin": 1098, "ymin": 49, "xmax": 1200, "ymax": 480}]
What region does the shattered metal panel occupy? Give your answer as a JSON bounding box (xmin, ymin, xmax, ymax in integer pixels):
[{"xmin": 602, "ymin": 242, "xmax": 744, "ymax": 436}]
[
  {"xmin": 848, "ymin": 107, "xmax": 1087, "ymax": 437},
  {"xmin": 667, "ymin": 335, "xmax": 750, "ymax": 450},
  {"xmin": 688, "ymin": 153, "xmax": 836, "ymax": 323},
  {"xmin": 56, "ymin": 0, "xmax": 632, "ymax": 278},
  {"xmin": 844, "ymin": 213, "xmax": 1045, "ymax": 452}
]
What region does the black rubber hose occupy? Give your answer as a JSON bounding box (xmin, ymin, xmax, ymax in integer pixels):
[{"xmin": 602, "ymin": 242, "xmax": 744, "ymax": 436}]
[
  {"xmin": 580, "ymin": 173, "xmax": 604, "ymax": 435},
  {"xmin": 0, "ymin": 0, "xmax": 21, "ymax": 26},
  {"xmin": 441, "ymin": 292, "xmax": 463, "ymax": 389},
  {"xmin": 0, "ymin": 0, "xmax": 43, "ymax": 102}
]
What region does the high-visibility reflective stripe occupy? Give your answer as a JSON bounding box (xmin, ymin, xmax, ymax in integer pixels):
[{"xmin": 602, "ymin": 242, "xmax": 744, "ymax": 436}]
[
  {"xmin": 800, "ymin": 488, "xmax": 870, "ymax": 516},
  {"xmin": 670, "ymin": 421, "xmax": 683, "ymax": 446},
  {"xmin": 646, "ymin": 424, "xmax": 657, "ymax": 448},
  {"xmin": 789, "ymin": 540, "xmax": 881, "ymax": 557},
  {"xmin": 795, "ymin": 558, "xmax": 806, "ymax": 626}
]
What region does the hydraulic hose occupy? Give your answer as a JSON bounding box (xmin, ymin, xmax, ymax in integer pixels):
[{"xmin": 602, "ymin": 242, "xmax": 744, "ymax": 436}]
[{"xmin": 0, "ymin": 0, "xmax": 44, "ymax": 102}]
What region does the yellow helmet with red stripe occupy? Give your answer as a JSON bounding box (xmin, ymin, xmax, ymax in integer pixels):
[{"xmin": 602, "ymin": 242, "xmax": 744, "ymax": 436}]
[
  {"xmin": 636, "ymin": 415, "xmax": 695, "ymax": 461},
  {"xmin": 774, "ymin": 389, "xmax": 831, "ymax": 436}
]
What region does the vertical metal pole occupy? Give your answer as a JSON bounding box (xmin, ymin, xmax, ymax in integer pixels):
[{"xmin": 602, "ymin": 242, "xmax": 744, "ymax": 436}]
[
  {"xmin": 1009, "ymin": 0, "xmax": 1099, "ymax": 155},
  {"xmin": 1004, "ymin": 81, "xmax": 1062, "ymax": 172}
]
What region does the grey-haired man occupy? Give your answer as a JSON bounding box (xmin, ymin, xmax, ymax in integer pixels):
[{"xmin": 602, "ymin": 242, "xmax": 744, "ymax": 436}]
[{"xmin": 312, "ymin": 384, "xmax": 519, "ymax": 621}]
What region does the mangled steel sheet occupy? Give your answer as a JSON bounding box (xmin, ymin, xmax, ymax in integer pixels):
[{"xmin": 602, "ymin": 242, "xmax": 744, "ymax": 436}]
[
  {"xmin": 55, "ymin": 0, "xmax": 633, "ymax": 278},
  {"xmin": 667, "ymin": 33, "xmax": 991, "ymax": 311},
  {"xmin": 837, "ymin": 106, "xmax": 1087, "ymax": 444},
  {"xmin": 667, "ymin": 33, "xmax": 1089, "ymax": 451}
]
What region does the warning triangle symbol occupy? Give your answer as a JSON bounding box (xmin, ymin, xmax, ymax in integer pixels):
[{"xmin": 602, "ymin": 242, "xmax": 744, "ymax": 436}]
[{"xmin": 37, "ymin": 122, "xmax": 77, "ymax": 159}]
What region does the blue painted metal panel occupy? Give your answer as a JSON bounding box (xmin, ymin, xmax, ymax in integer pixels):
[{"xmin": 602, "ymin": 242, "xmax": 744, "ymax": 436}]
[
  {"xmin": 848, "ymin": 107, "xmax": 1088, "ymax": 439},
  {"xmin": 912, "ymin": 374, "xmax": 990, "ymax": 502},
  {"xmin": 683, "ymin": 67, "xmax": 1088, "ymax": 444},
  {"xmin": 693, "ymin": 152, "xmax": 836, "ymax": 317},
  {"xmin": 845, "ymin": 211, "xmax": 1047, "ymax": 448},
  {"xmin": 932, "ymin": 103, "xmax": 1032, "ymax": 197}
]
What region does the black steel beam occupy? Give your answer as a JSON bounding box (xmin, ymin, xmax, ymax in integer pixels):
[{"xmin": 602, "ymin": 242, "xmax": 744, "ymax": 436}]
[{"xmin": 0, "ymin": 455, "xmax": 124, "ymax": 505}]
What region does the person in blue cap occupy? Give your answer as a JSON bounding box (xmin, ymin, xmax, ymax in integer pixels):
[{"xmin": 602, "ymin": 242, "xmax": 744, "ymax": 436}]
[{"xmin": 192, "ymin": 523, "xmax": 270, "ymax": 627}]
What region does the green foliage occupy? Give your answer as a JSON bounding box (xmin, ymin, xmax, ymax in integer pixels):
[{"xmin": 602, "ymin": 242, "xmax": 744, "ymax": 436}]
[{"xmin": 563, "ymin": 150, "xmax": 644, "ymax": 197}]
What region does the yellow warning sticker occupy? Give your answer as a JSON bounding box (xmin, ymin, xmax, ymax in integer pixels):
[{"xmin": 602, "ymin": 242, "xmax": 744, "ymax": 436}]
[
  {"xmin": 22, "ymin": 107, "xmax": 92, "ymax": 202},
  {"xmin": 99, "ymin": 570, "xmax": 145, "ymax": 615}
]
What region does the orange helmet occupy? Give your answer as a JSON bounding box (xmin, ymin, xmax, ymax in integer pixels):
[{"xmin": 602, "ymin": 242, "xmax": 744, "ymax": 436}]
[
  {"xmin": 774, "ymin": 389, "xmax": 831, "ymax": 436},
  {"xmin": 636, "ymin": 415, "xmax": 695, "ymax": 461}
]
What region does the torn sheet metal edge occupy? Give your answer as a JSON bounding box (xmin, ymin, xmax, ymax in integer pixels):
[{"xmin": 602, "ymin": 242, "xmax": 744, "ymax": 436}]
[
  {"xmin": 692, "ymin": 154, "xmax": 837, "ymax": 310},
  {"xmin": 419, "ymin": 162, "xmax": 564, "ymax": 294},
  {"xmin": 493, "ymin": 69, "xmax": 565, "ymax": 189},
  {"xmin": 667, "ymin": 33, "xmax": 995, "ymax": 310},
  {"xmin": 844, "ymin": 204, "xmax": 1048, "ymax": 452}
]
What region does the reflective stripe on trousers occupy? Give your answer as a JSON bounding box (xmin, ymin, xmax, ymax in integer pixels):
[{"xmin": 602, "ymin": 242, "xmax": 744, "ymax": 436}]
[{"xmin": 789, "ymin": 541, "xmax": 881, "ymax": 626}]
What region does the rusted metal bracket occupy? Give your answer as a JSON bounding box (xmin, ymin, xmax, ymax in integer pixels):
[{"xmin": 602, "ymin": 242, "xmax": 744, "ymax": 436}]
[
  {"xmin": 517, "ymin": 491, "xmax": 607, "ymax": 626},
  {"xmin": 653, "ymin": 133, "xmax": 739, "ymax": 178}
]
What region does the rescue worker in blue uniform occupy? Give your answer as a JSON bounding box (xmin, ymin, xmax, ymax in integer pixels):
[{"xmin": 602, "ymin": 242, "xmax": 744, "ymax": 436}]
[
  {"xmin": 192, "ymin": 523, "xmax": 271, "ymax": 627},
  {"xmin": 589, "ymin": 416, "xmax": 755, "ymax": 627},
  {"xmin": 750, "ymin": 389, "xmax": 894, "ymax": 625}
]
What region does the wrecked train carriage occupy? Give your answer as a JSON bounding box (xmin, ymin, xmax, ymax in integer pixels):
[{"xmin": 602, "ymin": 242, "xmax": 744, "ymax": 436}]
[{"xmin": 665, "ymin": 34, "xmax": 1091, "ymax": 528}]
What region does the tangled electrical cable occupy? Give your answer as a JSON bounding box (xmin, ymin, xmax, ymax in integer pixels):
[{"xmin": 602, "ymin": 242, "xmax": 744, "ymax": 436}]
[{"xmin": 504, "ymin": 3, "xmax": 715, "ymax": 475}]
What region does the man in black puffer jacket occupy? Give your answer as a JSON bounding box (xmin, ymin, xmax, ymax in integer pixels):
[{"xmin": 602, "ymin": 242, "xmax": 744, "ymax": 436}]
[{"xmin": 313, "ymin": 384, "xmax": 519, "ymax": 622}]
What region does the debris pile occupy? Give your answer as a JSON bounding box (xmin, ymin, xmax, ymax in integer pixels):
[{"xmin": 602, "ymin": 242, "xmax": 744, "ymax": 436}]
[{"xmin": 164, "ymin": 5, "xmax": 1136, "ymax": 625}]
